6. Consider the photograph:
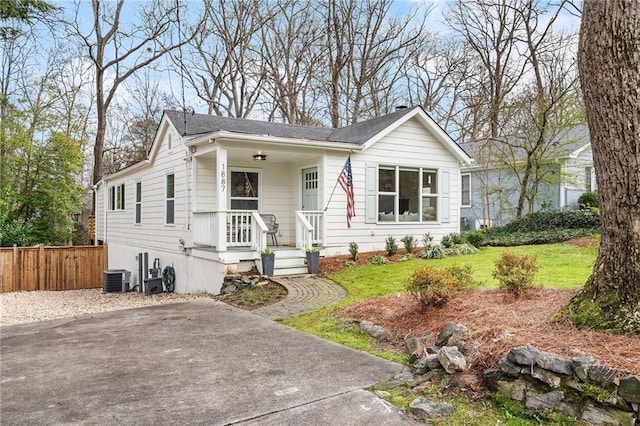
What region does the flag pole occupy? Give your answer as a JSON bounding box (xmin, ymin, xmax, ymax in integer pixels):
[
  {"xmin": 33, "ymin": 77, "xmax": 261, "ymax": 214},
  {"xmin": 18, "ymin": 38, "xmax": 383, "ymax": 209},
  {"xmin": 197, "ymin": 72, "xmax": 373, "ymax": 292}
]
[{"xmin": 323, "ymin": 154, "xmax": 351, "ymax": 211}]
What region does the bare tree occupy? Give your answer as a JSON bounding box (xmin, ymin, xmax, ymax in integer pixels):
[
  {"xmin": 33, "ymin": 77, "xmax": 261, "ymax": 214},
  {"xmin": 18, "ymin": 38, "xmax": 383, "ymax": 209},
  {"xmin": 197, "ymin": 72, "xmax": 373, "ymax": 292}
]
[
  {"xmin": 446, "ymin": 0, "xmax": 527, "ymax": 139},
  {"xmin": 176, "ymin": 0, "xmax": 267, "ymax": 118},
  {"xmin": 68, "ymin": 0, "xmax": 201, "ymax": 186},
  {"xmin": 259, "ymin": 0, "xmax": 324, "ymax": 124},
  {"xmin": 564, "ymin": 0, "xmax": 640, "ymax": 334}
]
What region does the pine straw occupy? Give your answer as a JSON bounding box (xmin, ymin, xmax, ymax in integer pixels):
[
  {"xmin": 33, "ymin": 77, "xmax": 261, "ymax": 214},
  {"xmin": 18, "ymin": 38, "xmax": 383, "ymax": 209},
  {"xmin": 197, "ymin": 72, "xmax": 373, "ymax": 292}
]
[{"xmin": 339, "ymin": 288, "xmax": 640, "ymax": 377}]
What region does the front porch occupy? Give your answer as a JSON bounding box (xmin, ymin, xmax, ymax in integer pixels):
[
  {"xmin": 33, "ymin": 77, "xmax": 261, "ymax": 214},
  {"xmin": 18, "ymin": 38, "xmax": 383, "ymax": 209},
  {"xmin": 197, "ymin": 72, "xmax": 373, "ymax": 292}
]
[{"xmin": 191, "ymin": 210, "xmax": 324, "ymax": 275}]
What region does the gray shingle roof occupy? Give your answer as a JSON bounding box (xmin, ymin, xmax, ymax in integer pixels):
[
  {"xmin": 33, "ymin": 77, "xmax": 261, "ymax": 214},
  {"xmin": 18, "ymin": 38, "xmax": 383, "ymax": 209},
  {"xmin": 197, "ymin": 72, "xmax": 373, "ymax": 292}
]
[
  {"xmin": 164, "ymin": 106, "xmax": 420, "ymax": 145},
  {"xmin": 458, "ymin": 124, "xmax": 590, "ymax": 161}
]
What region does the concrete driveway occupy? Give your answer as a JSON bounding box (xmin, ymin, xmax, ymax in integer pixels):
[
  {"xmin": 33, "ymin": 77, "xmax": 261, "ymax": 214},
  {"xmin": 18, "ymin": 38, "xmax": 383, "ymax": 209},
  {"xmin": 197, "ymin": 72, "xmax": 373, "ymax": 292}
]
[{"xmin": 1, "ymin": 299, "xmax": 417, "ymax": 425}]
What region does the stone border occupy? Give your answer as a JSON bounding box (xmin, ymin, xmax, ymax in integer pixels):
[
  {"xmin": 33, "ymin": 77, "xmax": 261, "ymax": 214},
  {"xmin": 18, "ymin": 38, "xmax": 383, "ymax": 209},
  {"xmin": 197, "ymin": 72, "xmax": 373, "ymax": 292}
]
[{"xmin": 484, "ymin": 344, "xmax": 639, "ymax": 425}]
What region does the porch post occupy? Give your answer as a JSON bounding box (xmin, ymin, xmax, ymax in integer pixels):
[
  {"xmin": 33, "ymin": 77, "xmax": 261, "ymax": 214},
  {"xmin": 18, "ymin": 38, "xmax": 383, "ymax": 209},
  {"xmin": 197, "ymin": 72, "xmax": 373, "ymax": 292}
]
[{"xmin": 216, "ymin": 147, "xmax": 228, "ymax": 251}]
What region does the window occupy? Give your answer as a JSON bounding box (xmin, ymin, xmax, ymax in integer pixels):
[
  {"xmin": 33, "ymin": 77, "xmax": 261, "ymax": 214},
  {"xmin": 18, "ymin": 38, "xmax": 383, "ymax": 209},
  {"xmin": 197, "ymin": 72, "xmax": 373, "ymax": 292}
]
[
  {"xmin": 167, "ymin": 132, "xmax": 172, "ymax": 150},
  {"xmin": 230, "ymin": 171, "xmax": 259, "ymax": 210},
  {"xmin": 377, "ymin": 166, "xmax": 438, "ymax": 222},
  {"xmin": 108, "ymin": 184, "xmax": 125, "ymax": 211},
  {"xmin": 166, "ymin": 174, "xmax": 175, "ymax": 224},
  {"xmin": 461, "ymin": 174, "xmax": 471, "ymax": 207},
  {"xmin": 135, "ymin": 182, "xmax": 142, "ymax": 224},
  {"xmin": 585, "ymin": 166, "xmax": 592, "ymax": 192}
]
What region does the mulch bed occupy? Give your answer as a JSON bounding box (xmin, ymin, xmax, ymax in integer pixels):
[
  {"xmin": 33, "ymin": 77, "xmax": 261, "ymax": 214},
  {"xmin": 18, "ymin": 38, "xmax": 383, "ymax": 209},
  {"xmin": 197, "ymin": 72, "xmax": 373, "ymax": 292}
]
[{"xmin": 318, "ymin": 239, "xmax": 638, "ymax": 379}]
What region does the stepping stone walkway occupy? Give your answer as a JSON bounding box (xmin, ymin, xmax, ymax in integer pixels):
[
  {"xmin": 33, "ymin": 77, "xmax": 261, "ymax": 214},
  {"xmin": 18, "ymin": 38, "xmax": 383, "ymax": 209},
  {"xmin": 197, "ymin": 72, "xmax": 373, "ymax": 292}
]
[{"xmin": 252, "ymin": 275, "xmax": 347, "ymax": 320}]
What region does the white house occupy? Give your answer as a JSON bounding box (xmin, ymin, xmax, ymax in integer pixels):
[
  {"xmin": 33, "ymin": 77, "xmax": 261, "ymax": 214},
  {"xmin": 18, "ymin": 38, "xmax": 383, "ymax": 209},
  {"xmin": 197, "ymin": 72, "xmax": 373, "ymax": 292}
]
[{"xmin": 95, "ymin": 106, "xmax": 472, "ymax": 294}]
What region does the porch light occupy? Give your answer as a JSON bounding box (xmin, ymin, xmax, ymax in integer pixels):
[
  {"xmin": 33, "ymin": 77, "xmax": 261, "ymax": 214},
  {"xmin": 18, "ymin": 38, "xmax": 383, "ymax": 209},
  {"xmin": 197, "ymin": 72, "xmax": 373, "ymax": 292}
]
[{"xmin": 253, "ymin": 151, "xmax": 267, "ymax": 161}]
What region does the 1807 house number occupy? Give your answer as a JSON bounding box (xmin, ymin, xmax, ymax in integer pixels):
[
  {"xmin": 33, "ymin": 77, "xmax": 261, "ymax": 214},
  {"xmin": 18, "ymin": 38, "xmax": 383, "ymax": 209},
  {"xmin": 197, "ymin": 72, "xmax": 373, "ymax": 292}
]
[{"xmin": 220, "ymin": 164, "xmax": 226, "ymax": 192}]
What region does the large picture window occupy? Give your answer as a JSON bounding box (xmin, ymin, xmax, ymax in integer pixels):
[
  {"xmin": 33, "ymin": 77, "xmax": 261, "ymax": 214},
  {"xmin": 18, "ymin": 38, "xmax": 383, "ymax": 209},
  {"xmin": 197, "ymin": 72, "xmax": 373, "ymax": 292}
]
[
  {"xmin": 377, "ymin": 166, "xmax": 438, "ymax": 222},
  {"xmin": 166, "ymin": 174, "xmax": 175, "ymax": 224},
  {"xmin": 230, "ymin": 171, "xmax": 259, "ymax": 210}
]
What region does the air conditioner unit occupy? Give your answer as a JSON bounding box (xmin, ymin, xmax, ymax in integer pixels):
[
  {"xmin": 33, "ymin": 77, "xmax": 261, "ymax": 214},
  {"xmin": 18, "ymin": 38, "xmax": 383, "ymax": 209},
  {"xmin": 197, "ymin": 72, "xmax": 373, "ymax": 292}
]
[{"xmin": 102, "ymin": 269, "xmax": 131, "ymax": 293}]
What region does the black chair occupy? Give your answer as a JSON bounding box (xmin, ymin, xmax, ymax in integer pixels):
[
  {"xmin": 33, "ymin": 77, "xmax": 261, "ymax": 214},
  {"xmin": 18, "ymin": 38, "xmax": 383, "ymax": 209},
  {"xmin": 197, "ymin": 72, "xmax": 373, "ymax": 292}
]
[{"xmin": 260, "ymin": 214, "xmax": 279, "ymax": 246}]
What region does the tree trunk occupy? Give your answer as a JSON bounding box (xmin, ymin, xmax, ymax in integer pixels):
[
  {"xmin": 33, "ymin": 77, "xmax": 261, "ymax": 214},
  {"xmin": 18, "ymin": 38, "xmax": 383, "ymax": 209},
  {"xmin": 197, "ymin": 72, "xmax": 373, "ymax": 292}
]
[{"xmin": 565, "ymin": 0, "xmax": 640, "ymax": 334}]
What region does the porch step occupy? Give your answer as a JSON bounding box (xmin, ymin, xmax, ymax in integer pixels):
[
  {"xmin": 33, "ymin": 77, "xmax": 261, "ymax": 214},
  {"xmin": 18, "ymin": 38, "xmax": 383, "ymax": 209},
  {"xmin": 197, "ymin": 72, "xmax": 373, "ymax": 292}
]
[{"xmin": 274, "ymin": 250, "xmax": 308, "ymax": 276}]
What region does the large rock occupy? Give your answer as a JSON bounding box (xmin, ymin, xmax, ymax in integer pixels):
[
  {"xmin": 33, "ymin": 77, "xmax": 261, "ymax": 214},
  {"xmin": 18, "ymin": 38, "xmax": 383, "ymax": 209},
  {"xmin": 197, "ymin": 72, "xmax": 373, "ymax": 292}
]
[
  {"xmin": 409, "ymin": 397, "xmax": 455, "ymax": 418},
  {"xmin": 359, "ymin": 320, "xmax": 393, "ymax": 342},
  {"xmin": 435, "ymin": 322, "xmax": 468, "ymax": 346},
  {"xmin": 496, "ymin": 378, "xmax": 527, "ymax": 401},
  {"xmin": 581, "ymin": 403, "xmax": 635, "ymax": 426},
  {"xmin": 507, "ymin": 344, "xmax": 540, "ymax": 366},
  {"xmin": 572, "ymin": 356, "xmax": 596, "ymax": 382},
  {"xmin": 437, "ymin": 346, "xmax": 466, "ymax": 374},
  {"xmin": 618, "ymin": 375, "xmax": 640, "ymax": 403},
  {"xmin": 535, "ymin": 351, "xmax": 573, "ymax": 375},
  {"xmin": 525, "ymin": 389, "xmax": 564, "ymax": 410},
  {"xmin": 497, "ymin": 358, "xmax": 522, "ymax": 377},
  {"xmin": 405, "ymin": 336, "xmax": 428, "ymax": 357},
  {"xmin": 530, "ymin": 367, "xmax": 562, "ymax": 389}
]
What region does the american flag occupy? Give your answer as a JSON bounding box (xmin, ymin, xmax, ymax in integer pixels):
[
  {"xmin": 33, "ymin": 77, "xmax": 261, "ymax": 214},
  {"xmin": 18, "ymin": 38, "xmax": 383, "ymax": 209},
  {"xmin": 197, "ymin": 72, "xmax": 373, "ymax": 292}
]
[{"xmin": 337, "ymin": 155, "xmax": 355, "ymax": 228}]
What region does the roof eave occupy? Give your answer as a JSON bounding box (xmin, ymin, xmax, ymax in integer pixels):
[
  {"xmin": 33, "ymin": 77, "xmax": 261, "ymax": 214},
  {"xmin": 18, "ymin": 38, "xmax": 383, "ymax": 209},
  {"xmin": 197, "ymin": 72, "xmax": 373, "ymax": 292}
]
[{"xmin": 186, "ymin": 131, "xmax": 362, "ymax": 151}]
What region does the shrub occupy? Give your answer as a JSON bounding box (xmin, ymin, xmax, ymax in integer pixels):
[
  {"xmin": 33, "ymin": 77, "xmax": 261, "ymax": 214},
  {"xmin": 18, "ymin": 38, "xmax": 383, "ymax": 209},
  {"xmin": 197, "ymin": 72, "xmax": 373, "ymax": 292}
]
[
  {"xmin": 342, "ymin": 260, "xmax": 356, "ymax": 268},
  {"xmin": 448, "ymin": 263, "xmax": 477, "ymax": 288},
  {"xmin": 444, "ymin": 246, "xmax": 461, "ymax": 257},
  {"xmin": 418, "ymin": 244, "xmax": 445, "ymax": 259},
  {"xmin": 349, "ymin": 242, "xmax": 359, "ymax": 261},
  {"xmin": 401, "ymin": 235, "xmax": 416, "ymax": 254},
  {"xmin": 368, "ymin": 254, "xmax": 388, "ymax": 265},
  {"xmin": 398, "ymin": 254, "xmax": 412, "ymax": 262},
  {"xmin": 422, "ymin": 232, "xmax": 434, "ymax": 248},
  {"xmin": 385, "ymin": 236, "xmax": 398, "ymax": 256},
  {"xmin": 405, "ymin": 266, "xmax": 466, "ymax": 309},
  {"xmin": 578, "ymin": 191, "xmax": 599, "ymax": 209},
  {"xmin": 441, "ymin": 232, "xmax": 465, "ymax": 248},
  {"xmin": 457, "ymin": 243, "xmax": 479, "ymax": 255},
  {"xmin": 463, "ymin": 230, "xmax": 485, "ymax": 247},
  {"xmin": 492, "ymin": 252, "xmax": 539, "ymax": 297},
  {"xmin": 502, "ymin": 209, "xmax": 600, "ymax": 232}
]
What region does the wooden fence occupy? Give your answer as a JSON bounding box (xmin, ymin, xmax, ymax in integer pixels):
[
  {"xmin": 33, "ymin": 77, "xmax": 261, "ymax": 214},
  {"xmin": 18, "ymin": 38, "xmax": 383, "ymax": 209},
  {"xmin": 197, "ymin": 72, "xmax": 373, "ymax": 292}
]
[{"xmin": 0, "ymin": 245, "xmax": 107, "ymax": 293}]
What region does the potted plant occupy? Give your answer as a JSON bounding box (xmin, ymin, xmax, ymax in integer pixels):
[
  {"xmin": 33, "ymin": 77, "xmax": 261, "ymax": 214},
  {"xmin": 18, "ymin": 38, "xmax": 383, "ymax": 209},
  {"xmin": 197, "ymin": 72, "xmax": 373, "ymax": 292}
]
[
  {"xmin": 306, "ymin": 247, "xmax": 320, "ymax": 274},
  {"xmin": 260, "ymin": 248, "xmax": 275, "ymax": 277}
]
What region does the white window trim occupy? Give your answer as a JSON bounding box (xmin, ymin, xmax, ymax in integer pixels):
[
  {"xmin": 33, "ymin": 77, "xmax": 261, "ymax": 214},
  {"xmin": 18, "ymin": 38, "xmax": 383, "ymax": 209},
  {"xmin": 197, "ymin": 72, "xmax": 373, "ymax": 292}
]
[
  {"xmin": 109, "ymin": 184, "xmax": 125, "ymax": 211},
  {"xmin": 461, "ymin": 173, "xmax": 471, "ymax": 208},
  {"xmin": 376, "ymin": 165, "xmax": 439, "ymax": 224},
  {"xmin": 165, "ymin": 173, "xmax": 175, "ymax": 225},
  {"xmin": 228, "ymin": 168, "xmax": 262, "ymax": 211}
]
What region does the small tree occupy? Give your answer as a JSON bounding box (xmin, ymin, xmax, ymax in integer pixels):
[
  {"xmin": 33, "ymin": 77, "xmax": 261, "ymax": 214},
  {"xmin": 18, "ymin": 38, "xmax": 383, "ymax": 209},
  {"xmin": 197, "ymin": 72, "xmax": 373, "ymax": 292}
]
[{"xmin": 492, "ymin": 252, "xmax": 539, "ymax": 297}]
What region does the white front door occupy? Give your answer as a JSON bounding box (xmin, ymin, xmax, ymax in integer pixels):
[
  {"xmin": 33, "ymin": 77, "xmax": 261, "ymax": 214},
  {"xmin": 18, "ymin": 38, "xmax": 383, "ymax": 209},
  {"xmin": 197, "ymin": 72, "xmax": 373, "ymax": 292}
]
[{"xmin": 302, "ymin": 167, "xmax": 318, "ymax": 211}]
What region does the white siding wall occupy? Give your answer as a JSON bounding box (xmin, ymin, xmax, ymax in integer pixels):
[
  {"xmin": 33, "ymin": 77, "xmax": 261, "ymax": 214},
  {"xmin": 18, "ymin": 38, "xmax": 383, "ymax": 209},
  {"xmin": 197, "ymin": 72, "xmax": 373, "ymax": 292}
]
[
  {"xmin": 102, "ymin": 122, "xmax": 224, "ymax": 293},
  {"xmin": 194, "ymin": 157, "xmax": 216, "ymax": 211},
  {"xmin": 95, "ymin": 185, "xmax": 105, "ymax": 241},
  {"xmin": 323, "ymin": 118, "xmax": 462, "ymax": 255}
]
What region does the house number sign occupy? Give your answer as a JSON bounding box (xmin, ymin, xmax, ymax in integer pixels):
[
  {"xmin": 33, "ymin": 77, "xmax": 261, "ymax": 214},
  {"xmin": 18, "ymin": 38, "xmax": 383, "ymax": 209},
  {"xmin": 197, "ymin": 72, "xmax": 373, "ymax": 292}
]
[{"xmin": 220, "ymin": 163, "xmax": 226, "ymax": 193}]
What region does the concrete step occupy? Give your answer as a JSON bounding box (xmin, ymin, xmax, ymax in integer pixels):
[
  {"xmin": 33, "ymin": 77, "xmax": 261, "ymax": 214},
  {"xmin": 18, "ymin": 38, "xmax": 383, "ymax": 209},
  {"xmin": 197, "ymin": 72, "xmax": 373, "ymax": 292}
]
[{"xmin": 274, "ymin": 250, "xmax": 307, "ymax": 276}]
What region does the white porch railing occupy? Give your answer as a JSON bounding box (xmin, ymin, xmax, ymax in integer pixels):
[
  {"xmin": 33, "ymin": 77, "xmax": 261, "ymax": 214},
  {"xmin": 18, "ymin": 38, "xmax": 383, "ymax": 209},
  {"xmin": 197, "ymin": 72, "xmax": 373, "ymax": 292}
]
[
  {"xmin": 295, "ymin": 210, "xmax": 324, "ymax": 250},
  {"xmin": 192, "ymin": 210, "xmax": 267, "ymax": 252}
]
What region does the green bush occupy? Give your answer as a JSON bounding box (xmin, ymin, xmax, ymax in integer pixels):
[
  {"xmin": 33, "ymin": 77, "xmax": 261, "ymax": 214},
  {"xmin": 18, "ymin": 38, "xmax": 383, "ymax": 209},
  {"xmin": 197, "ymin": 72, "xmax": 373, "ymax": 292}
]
[
  {"xmin": 457, "ymin": 243, "xmax": 479, "ymax": 255},
  {"xmin": 578, "ymin": 191, "xmax": 599, "ymax": 209},
  {"xmin": 492, "ymin": 252, "xmax": 539, "ymax": 297},
  {"xmin": 481, "ymin": 228, "xmax": 598, "ymax": 247},
  {"xmin": 463, "ymin": 230, "xmax": 485, "ymax": 247},
  {"xmin": 418, "ymin": 244, "xmax": 445, "ymax": 259},
  {"xmin": 401, "ymin": 235, "xmax": 416, "ymax": 254},
  {"xmin": 421, "ymin": 232, "xmax": 434, "ymax": 247},
  {"xmin": 448, "ymin": 263, "xmax": 477, "ymax": 288},
  {"xmin": 368, "ymin": 254, "xmax": 388, "ymax": 265},
  {"xmin": 385, "ymin": 236, "xmax": 398, "ymax": 256},
  {"xmin": 502, "ymin": 209, "xmax": 600, "ymax": 232},
  {"xmin": 405, "ymin": 266, "xmax": 462, "ymax": 309},
  {"xmin": 349, "ymin": 242, "xmax": 359, "ymax": 261},
  {"xmin": 441, "ymin": 232, "xmax": 464, "ymax": 248}
]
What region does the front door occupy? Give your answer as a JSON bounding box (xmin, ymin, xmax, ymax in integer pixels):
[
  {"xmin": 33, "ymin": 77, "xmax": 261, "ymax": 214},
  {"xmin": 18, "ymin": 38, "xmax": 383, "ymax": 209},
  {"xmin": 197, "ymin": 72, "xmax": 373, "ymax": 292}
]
[{"xmin": 302, "ymin": 167, "xmax": 318, "ymax": 211}]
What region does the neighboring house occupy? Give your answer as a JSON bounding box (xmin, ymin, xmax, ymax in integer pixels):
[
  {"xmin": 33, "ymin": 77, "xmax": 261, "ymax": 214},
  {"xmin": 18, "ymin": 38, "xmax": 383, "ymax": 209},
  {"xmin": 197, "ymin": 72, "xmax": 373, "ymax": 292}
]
[
  {"xmin": 459, "ymin": 125, "xmax": 595, "ymax": 230},
  {"xmin": 95, "ymin": 106, "xmax": 471, "ymax": 294}
]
